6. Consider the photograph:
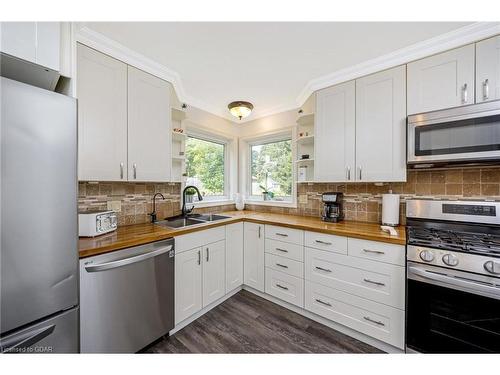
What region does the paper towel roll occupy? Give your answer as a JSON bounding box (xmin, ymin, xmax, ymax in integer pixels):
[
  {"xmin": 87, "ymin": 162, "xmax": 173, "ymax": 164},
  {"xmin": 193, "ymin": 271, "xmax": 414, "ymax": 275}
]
[{"xmin": 382, "ymin": 193, "xmax": 400, "ymax": 226}]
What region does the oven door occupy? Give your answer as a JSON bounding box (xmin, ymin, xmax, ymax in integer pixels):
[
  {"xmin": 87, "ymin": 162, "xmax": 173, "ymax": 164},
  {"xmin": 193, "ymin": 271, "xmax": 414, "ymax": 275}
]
[
  {"xmin": 406, "ymin": 262, "xmax": 500, "ymax": 353},
  {"xmin": 408, "ymin": 100, "xmax": 500, "ymax": 164}
]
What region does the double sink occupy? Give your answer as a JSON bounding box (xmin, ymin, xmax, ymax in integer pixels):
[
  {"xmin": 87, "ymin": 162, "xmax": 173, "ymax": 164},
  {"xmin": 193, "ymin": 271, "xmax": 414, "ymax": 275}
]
[{"xmin": 155, "ymin": 213, "xmax": 231, "ymax": 229}]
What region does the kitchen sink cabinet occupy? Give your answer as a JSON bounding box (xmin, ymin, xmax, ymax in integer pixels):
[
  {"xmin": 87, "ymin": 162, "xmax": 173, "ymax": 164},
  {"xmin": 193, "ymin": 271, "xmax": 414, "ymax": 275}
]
[
  {"xmin": 175, "ymin": 247, "xmax": 202, "ymax": 324},
  {"xmin": 476, "ymin": 35, "xmax": 500, "ymax": 103},
  {"xmin": 407, "ymin": 44, "xmax": 475, "ymax": 114},
  {"xmin": 202, "ymin": 240, "xmax": 226, "ymax": 307},
  {"xmin": 243, "ymin": 222, "xmax": 265, "ymax": 292}
]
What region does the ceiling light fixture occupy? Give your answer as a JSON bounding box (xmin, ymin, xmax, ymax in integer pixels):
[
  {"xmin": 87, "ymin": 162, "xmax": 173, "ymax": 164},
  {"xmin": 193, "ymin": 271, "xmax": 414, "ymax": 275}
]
[{"xmin": 228, "ymin": 101, "xmax": 253, "ymax": 120}]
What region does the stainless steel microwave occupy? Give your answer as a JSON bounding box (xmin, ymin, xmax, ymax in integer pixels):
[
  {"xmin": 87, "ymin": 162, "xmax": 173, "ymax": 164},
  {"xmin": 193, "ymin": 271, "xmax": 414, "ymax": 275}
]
[{"xmin": 408, "ymin": 100, "xmax": 500, "ymax": 166}]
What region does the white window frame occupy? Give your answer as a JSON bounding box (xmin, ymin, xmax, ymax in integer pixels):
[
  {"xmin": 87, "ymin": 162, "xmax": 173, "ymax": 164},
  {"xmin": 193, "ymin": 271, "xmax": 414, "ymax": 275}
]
[
  {"xmin": 185, "ymin": 126, "xmax": 235, "ymax": 208},
  {"xmin": 239, "ymin": 128, "xmax": 297, "ymax": 208}
]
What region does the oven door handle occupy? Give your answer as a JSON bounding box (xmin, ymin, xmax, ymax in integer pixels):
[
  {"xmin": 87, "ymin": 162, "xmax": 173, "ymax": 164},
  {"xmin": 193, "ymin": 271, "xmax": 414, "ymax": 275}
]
[{"xmin": 408, "ymin": 266, "xmax": 500, "ymax": 297}]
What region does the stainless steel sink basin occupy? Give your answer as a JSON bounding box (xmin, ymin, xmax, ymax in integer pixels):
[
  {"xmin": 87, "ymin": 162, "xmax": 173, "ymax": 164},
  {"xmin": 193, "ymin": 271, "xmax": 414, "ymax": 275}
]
[{"xmin": 155, "ymin": 213, "xmax": 231, "ymax": 229}]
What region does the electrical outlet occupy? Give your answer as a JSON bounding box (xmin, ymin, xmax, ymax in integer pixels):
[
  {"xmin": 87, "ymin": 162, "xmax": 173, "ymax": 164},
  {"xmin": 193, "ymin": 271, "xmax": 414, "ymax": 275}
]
[
  {"xmin": 107, "ymin": 200, "xmax": 122, "ymax": 212},
  {"xmin": 299, "ymin": 194, "xmax": 308, "ymax": 204}
]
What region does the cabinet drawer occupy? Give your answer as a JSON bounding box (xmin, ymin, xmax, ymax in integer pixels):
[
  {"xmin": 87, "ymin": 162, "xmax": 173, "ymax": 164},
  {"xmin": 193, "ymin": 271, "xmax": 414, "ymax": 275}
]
[
  {"xmin": 348, "ymin": 238, "xmax": 405, "ymax": 266},
  {"xmin": 265, "ymin": 238, "xmax": 304, "ymax": 262},
  {"xmin": 305, "ymin": 281, "xmax": 404, "ymax": 349},
  {"xmin": 265, "ymin": 268, "xmax": 304, "ymax": 308},
  {"xmin": 265, "ymin": 225, "xmax": 303, "ymax": 245},
  {"xmin": 305, "ymin": 248, "xmax": 405, "ymax": 309},
  {"xmin": 265, "ymin": 253, "xmax": 304, "ymax": 279},
  {"xmin": 175, "ymin": 226, "xmax": 225, "ymax": 254},
  {"xmin": 305, "ymin": 231, "xmax": 347, "ymax": 254}
]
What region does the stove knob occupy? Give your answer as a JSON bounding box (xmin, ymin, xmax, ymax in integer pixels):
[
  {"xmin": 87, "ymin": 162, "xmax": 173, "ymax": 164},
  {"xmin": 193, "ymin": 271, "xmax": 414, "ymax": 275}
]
[
  {"xmin": 484, "ymin": 261, "xmax": 500, "ymax": 275},
  {"xmin": 442, "ymin": 254, "xmax": 459, "ymax": 267},
  {"xmin": 419, "ymin": 250, "xmax": 434, "ymax": 262}
]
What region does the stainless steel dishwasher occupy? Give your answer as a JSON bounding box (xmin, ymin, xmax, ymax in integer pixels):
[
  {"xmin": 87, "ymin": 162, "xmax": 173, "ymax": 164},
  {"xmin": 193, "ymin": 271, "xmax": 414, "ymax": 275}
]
[{"xmin": 80, "ymin": 238, "xmax": 174, "ymax": 353}]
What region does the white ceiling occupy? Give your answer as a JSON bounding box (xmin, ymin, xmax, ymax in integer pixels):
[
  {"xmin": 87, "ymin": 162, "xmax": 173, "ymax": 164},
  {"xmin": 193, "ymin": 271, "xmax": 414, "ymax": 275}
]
[{"xmin": 84, "ymin": 22, "xmax": 471, "ymax": 121}]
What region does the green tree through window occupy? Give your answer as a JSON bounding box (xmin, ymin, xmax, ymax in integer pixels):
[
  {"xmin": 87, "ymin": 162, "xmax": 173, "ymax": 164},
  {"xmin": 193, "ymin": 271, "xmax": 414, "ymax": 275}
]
[
  {"xmin": 186, "ymin": 136, "xmax": 225, "ymax": 197},
  {"xmin": 251, "ymin": 139, "xmax": 292, "ymax": 198}
]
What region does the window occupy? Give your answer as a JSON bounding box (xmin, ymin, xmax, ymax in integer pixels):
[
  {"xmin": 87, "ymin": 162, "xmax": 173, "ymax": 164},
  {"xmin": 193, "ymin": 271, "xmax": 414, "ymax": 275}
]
[
  {"xmin": 250, "ymin": 137, "xmax": 293, "ymax": 201},
  {"xmin": 186, "ymin": 136, "xmax": 227, "ymax": 201}
]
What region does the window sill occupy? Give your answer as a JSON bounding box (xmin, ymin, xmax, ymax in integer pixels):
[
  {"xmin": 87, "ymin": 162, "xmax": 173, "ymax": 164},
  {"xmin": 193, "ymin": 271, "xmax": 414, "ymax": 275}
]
[{"xmin": 244, "ymin": 199, "xmax": 297, "ymax": 209}]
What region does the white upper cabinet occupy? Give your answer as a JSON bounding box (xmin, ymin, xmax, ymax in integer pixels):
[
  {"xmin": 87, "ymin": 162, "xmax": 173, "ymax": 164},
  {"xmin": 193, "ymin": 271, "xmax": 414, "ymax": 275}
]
[
  {"xmin": 476, "ymin": 35, "xmax": 500, "ymax": 103},
  {"xmin": 77, "ymin": 44, "xmax": 128, "ymax": 181},
  {"xmin": 315, "ymin": 80, "xmax": 355, "ymax": 182},
  {"xmin": 244, "ymin": 222, "xmax": 265, "ymax": 292},
  {"xmin": 127, "ymin": 66, "xmax": 172, "ymax": 182},
  {"xmin": 0, "ymin": 22, "xmax": 60, "ymax": 71},
  {"xmin": 355, "ymin": 65, "xmax": 406, "ymax": 182},
  {"xmin": 202, "ymin": 240, "xmax": 226, "ymax": 307},
  {"xmin": 226, "ymin": 223, "xmax": 244, "ymax": 292},
  {"xmin": 407, "ymin": 44, "xmax": 475, "ymax": 114}
]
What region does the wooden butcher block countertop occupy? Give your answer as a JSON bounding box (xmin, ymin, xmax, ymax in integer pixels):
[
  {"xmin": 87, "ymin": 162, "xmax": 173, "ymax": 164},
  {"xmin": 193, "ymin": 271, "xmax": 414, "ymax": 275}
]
[{"xmin": 79, "ymin": 210, "xmax": 406, "ymax": 258}]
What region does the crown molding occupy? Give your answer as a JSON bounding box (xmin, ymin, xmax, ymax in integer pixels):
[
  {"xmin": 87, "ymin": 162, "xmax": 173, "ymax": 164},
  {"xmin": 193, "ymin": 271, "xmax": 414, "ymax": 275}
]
[{"xmin": 296, "ymin": 22, "xmax": 500, "ymax": 106}]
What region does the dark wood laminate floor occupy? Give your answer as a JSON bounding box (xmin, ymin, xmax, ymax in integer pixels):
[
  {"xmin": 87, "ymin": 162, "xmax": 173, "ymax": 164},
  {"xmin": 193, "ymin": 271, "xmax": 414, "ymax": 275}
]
[{"xmin": 145, "ymin": 290, "xmax": 383, "ymax": 354}]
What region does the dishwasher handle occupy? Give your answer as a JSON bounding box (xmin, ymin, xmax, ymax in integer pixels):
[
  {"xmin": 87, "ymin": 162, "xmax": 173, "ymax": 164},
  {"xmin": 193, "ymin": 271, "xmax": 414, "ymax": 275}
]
[{"xmin": 85, "ymin": 245, "xmax": 173, "ymax": 273}]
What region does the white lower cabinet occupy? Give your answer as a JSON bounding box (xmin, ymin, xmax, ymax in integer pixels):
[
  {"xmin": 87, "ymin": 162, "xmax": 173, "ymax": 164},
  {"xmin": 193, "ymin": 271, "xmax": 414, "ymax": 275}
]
[
  {"xmin": 226, "ymin": 223, "xmax": 244, "ymax": 292},
  {"xmin": 175, "ymin": 247, "xmax": 202, "ymax": 324},
  {"xmin": 265, "ymin": 268, "xmax": 304, "ymax": 308},
  {"xmin": 305, "ymin": 281, "xmax": 405, "ymax": 349},
  {"xmin": 244, "ymin": 222, "xmax": 265, "ymax": 292},
  {"xmin": 202, "ymin": 240, "xmax": 226, "ymax": 307}
]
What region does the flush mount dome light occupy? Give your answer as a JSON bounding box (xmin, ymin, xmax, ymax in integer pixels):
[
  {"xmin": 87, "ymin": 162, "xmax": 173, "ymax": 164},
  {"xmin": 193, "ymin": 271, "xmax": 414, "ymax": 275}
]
[{"xmin": 228, "ymin": 101, "xmax": 253, "ymax": 120}]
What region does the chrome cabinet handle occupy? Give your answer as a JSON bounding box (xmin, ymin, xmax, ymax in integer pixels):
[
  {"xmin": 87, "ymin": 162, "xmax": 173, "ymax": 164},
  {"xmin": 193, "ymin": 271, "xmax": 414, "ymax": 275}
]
[
  {"xmin": 462, "ymin": 83, "xmax": 468, "ymax": 103},
  {"xmin": 206, "ymin": 247, "xmax": 209, "ymax": 262},
  {"xmin": 315, "ymin": 266, "xmax": 332, "ymax": 273},
  {"xmin": 483, "ymin": 79, "xmax": 490, "ymax": 100},
  {"xmin": 315, "ymin": 240, "xmax": 332, "ymax": 245},
  {"xmin": 363, "ymin": 248, "xmax": 385, "ymax": 255},
  {"xmin": 198, "ymin": 250, "xmax": 201, "ymax": 265},
  {"xmin": 363, "ymin": 278, "xmax": 386, "ymax": 286},
  {"xmin": 276, "ymin": 263, "xmax": 288, "ymax": 269},
  {"xmin": 133, "ymin": 163, "xmax": 137, "ymax": 179},
  {"xmin": 120, "ymin": 162, "xmax": 124, "ymax": 179},
  {"xmin": 363, "ymin": 316, "xmax": 385, "ymax": 326},
  {"xmin": 275, "ymin": 232, "xmax": 288, "ymax": 237},
  {"xmin": 85, "ymin": 245, "xmax": 173, "ymax": 272},
  {"xmin": 276, "ymin": 284, "xmax": 288, "ymax": 290},
  {"xmin": 358, "ymin": 166, "xmax": 362, "ymax": 180},
  {"xmin": 315, "ymin": 299, "xmax": 332, "ymax": 307},
  {"xmin": 346, "ymin": 166, "xmax": 351, "ymax": 181},
  {"xmin": 275, "ymin": 248, "xmax": 288, "ymax": 253}
]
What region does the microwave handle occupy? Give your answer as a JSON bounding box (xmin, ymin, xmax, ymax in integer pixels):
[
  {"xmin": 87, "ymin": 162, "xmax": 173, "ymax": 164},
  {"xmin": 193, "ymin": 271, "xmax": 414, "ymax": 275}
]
[{"xmin": 408, "ymin": 266, "xmax": 500, "ymax": 297}]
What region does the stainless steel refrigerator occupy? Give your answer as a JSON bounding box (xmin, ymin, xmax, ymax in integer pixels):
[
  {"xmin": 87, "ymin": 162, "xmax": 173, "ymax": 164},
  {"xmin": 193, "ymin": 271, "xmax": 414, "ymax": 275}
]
[{"xmin": 0, "ymin": 77, "xmax": 79, "ymax": 353}]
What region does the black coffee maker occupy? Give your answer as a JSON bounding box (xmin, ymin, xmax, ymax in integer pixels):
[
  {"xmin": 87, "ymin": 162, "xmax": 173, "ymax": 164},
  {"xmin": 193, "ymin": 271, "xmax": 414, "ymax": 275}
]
[{"xmin": 321, "ymin": 192, "xmax": 344, "ymax": 222}]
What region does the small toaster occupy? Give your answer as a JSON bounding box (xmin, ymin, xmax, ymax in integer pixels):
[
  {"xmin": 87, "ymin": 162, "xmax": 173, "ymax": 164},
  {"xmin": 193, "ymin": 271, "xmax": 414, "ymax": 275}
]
[{"xmin": 79, "ymin": 210, "xmax": 117, "ymax": 237}]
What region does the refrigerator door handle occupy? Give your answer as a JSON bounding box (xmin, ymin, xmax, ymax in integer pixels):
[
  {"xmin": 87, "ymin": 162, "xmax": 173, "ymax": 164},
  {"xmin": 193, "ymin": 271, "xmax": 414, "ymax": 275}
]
[
  {"xmin": 1, "ymin": 324, "xmax": 55, "ymax": 353},
  {"xmin": 84, "ymin": 245, "xmax": 172, "ymax": 273}
]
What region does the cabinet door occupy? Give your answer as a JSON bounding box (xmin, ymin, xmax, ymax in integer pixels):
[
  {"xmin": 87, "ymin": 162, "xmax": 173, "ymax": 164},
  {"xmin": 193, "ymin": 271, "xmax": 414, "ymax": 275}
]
[
  {"xmin": 355, "ymin": 65, "xmax": 406, "ymax": 182},
  {"xmin": 127, "ymin": 66, "xmax": 172, "ymax": 182},
  {"xmin": 226, "ymin": 223, "xmax": 244, "ymax": 292},
  {"xmin": 77, "ymin": 44, "xmax": 127, "ymax": 181},
  {"xmin": 243, "ymin": 223, "xmax": 265, "ymax": 292},
  {"xmin": 407, "ymin": 44, "xmax": 474, "ymax": 114},
  {"xmin": 314, "ymin": 80, "xmax": 355, "ymax": 182},
  {"xmin": 476, "ymin": 35, "xmax": 500, "ymax": 103},
  {"xmin": 202, "ymin": 240, "xmax": 226, "ymax": 307},
  {"xmin": 175, "ymin": 247, "xmax": 202, "ymax": 324},
  {"xmin": 0, "ymin": 22, "xmax": 36, "ymax": 63},
  {"xmin": 35, "ymin": 22, "xmax": 60, "ymax": 71}
]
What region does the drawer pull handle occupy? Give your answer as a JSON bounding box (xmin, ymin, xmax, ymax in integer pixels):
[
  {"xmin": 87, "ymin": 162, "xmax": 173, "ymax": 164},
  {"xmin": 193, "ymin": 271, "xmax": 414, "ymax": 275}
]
[
  {"xmin": 276, "ymin": 233, "xmax": 288, "ymax": 237},
  {"xmin": 363, "ymin": 248, "xmax": 385, "ymax": 255},
  {"xmin": 276, "ymin": 284, "xmax": 289, "ymax": 290},
  {"xmin": 315, "ymin": 266, "xmax": 332, "ymax": 273},
  {"xmin": 315, "ymin": 240, "xmax": 332, "ymax": 245},
  {"xmin": 276, "ymin": 263, "xmax": 288, "ymax": 269},
  {"xmin": 363, "ymin": 316, "xmax": 385, "ymax": 326},
  {"xmin": 276, "ymin": 248, "xmax": 288, "ymax": 253},
  {"xmin": 363, "ymin": 278, "xmax": 385, "ymax": 286},
  {"xmin": 315, "ymin": 299, "xmax": 332, "ymax": 307}
]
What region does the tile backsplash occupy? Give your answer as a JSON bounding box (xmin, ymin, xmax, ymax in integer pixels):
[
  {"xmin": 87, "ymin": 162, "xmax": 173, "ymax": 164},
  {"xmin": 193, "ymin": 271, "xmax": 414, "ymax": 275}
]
[{"xmin": 79, "ymin": 167, "xmax": 500, "ymax": 227}]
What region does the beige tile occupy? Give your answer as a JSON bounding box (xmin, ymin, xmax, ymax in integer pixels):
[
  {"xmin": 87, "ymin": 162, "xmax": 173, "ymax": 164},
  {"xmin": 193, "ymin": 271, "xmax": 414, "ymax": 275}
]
[
  {"xmin": 430, "ymin": 171, "xmax": 446, "ymax": 184},
  {"xmin": 463, "ymin": 170, "xmax": 481, "ymax": 184},
  {"xmin": 430, "ymin": 183, "xmax": 446, "ymax": 195},
  {"xmin": 446, "ymin": 184, "xmax": 463, "ymax": 196},
  {"xmin": 445, "ymin": 170, "xmax": 463, "ymax": 183},
  {"xmin": 481, "ymin": 169, "xmax": 500, "ymax": 183},
  {"xmin": 367, "ymin": 212, "xmax": 379, "ymax": 223},
  {"xmin": 416, "ymin": 171, "xmax": 431, "ymax": 184},
  {"xmin": 415, "ymin": 183, "xmax": 431, "ymax": 196},
  {"xmin": 356, "ymin": 202, "xmax": 367, "ymax": 212},
  {"xmin": 366, "ymin": 201, "xmax": 379, "ymax": 213},
  {"xmin": 481, "ymin": 184, "xmax": 500, "ymax": 196},
  {"xmin": 463, "ymin": 184, "xmax": 481, "ymax": 197}
]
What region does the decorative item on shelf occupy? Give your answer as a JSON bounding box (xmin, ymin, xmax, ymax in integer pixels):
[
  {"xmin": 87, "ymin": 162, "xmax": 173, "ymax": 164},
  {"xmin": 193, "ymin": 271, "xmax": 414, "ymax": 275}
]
[
  {"xmin": 228, "ymin": 101, "xmax": 253, "ymax": 120},
  {"xmin": 260, "ymin": 185, "xmax": 274, "ymax": 201},
  {"xmin": 300, "ymin": 154, "xmax": 310, "ymax": 160},
  {"xmin": 298, "ymin": 165, "xmax": 308, "ymax": 182},
  {"xmin": 173, "ymin": 128, "xmax": 184, "ymax": 133},
  {"xmin": 234, "ymin": 193, "xmax": 245, "ymax": 211}
]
